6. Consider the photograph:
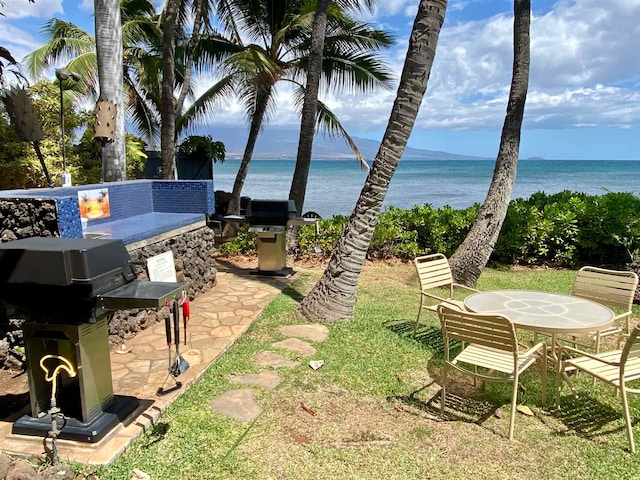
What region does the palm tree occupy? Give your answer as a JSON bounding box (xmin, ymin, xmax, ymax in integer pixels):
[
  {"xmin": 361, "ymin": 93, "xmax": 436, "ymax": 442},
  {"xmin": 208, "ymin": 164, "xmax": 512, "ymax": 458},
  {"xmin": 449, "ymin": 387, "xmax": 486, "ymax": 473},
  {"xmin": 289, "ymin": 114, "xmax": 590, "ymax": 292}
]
[
  {"xmin": 24, "ymin": 0, "xmax": 162, "ymax": 140},
  {"xmin": 296, "ymin": 0, "xmax": 448, "ymax": 322},
  {"xmin": 288, "ymin": 0, "xmax": 329, "ymax": 216},
  {"xmin": 94, "ymin": 0, "xmax": 126, "ymax": 181},
  {"xmin": 448, "ymin": 0, "xmax": 530, "ymax": 285},
  {"xmin": 25, "ymin": 0, "xmax": 235, "ymax": 177},
  {"xmin": 160, "ymin": 0, "xmax": 180, "ymax": 179},
  {"xmin": 289, "ymin": 0, "xmax": 376, "ymax": 216},
  {"xmin": 219, "ymin": 0, "xmax": 394, "ymax": 223}
]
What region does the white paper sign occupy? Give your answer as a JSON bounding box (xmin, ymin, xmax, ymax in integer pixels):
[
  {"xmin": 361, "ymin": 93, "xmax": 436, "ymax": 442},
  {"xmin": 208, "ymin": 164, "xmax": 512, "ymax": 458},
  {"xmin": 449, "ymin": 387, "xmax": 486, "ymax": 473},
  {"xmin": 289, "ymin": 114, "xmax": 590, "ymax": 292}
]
[{"xmin": 146, "ymin": 251, "xmax": 177, "ymax": 283}]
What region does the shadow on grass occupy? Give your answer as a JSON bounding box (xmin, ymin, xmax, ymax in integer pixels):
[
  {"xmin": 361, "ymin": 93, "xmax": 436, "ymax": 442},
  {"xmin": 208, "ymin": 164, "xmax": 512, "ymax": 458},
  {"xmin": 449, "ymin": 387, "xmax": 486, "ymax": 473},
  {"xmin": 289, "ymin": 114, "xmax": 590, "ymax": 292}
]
[
  {"xmin": 389, "ymin": 381, "xmax": 498, "ymax": 427},
  {"xmin": 384, "ymin": 318, "xmax": 465, "ymax": 357},
  {"xmin": 553, "ymin": 393, "xmax": 628, "ymax": 440}
]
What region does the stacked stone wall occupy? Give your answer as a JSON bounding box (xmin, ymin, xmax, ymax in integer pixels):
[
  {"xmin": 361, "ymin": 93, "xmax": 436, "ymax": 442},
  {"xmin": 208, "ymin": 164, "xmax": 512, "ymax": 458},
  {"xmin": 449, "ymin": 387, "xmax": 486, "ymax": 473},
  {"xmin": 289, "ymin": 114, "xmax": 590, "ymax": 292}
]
[{"xmin": 0, "ymin": 198, "xmax": 59, "ymax": 241}]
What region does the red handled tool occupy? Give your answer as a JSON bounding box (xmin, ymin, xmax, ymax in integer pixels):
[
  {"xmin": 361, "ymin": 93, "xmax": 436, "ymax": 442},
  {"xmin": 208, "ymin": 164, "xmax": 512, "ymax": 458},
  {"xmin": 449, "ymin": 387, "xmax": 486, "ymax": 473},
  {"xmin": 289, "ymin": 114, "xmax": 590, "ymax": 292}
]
[{"xmin": 182, "ymin": 296, "xmax": 190, "ymax": 345}]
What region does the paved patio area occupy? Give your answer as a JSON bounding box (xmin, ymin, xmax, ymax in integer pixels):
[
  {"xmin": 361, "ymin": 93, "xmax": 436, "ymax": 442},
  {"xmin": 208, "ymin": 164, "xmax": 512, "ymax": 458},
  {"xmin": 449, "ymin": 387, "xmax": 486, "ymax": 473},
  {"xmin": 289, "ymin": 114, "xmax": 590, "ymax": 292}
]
[{"xmin": 0, "ymin": 260, "xmax": 293, "ymax": 466}]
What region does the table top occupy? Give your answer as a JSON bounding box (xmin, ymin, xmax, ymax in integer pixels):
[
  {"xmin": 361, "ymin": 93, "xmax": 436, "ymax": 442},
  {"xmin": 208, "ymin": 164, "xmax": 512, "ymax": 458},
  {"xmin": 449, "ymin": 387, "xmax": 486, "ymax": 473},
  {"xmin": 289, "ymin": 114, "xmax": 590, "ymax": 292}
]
[{"xmin": 464, "ymin": 290, "xmax": 614, "ymax": 334}]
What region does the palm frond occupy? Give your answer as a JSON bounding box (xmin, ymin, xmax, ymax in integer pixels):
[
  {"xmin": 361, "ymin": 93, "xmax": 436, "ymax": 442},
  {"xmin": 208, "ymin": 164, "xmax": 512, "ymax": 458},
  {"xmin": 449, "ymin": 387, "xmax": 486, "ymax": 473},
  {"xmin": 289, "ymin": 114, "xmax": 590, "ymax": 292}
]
[
  {"xmin": 291, "ymin": 86, "xmax": 367, "ymax": 170},
  {"xmin": 176, "ymin": 74, "xmax": 236, "ymax": 135},
  {"xmin": 24, "ymin": 19, "xmax": 94, "ymax": 79}
]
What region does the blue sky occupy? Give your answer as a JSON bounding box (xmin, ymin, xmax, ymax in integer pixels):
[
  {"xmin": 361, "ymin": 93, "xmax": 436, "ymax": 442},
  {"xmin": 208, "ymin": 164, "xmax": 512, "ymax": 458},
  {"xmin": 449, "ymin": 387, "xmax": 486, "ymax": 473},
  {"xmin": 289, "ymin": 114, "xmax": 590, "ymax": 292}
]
[{"xmin": 1, "ymin": 0, "xmax": 640, "ymax": 160}]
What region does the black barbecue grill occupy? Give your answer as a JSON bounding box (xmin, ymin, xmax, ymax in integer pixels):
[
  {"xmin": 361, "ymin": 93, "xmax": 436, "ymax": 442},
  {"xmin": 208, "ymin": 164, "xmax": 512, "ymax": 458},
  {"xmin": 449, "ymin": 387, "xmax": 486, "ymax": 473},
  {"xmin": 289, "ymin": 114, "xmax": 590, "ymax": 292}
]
[
  {"xmin": 240, "ymin": 199, "xmax": 315, "ymax": 276},
  {"xmin": 0, "ymin": 237, "xmax": 188, "ymax": 442}
]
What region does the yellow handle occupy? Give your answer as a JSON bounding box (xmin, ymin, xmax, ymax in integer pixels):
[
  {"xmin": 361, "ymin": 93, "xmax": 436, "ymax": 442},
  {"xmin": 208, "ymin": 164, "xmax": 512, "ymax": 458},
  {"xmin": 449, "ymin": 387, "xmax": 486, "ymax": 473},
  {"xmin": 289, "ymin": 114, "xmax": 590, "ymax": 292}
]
[{"xmin": 39, "ymin": 355, "xmax": 77, "ymax": 400}]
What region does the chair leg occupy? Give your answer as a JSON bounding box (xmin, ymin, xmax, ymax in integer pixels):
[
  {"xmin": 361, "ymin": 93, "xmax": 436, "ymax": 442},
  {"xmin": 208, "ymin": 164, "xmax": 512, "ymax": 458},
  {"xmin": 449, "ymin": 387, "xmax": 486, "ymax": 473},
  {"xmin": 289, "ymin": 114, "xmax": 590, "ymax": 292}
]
[
  {"xmin": 413, "ymin": 298, "xmax": 424, "ymax": 338},
  {"xmin": 620, "ymin": 386, "xmax": 636, "ymax": 454},
  {"xmin": 509, "ymin": 375, "xmax": 519, "ymax": 440},
  {"xmin": 540, "ymin": 344, "xmax": 547, "ymax": 406},
  {"xmin": 441, "ymin": 364, "xmax": 448, "ymax": 417},
  {"xmin": 555, "ymin": 357, "xmax": 565, "ymax": 409}
]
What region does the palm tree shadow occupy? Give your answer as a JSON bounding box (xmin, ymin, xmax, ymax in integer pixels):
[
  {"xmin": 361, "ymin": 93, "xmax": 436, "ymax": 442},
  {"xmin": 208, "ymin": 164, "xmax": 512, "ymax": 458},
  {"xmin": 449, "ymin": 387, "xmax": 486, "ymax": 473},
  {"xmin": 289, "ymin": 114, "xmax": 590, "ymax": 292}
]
[{"xmin": 553, "ymin": 393, "xmax": 629, "ymax": 441}]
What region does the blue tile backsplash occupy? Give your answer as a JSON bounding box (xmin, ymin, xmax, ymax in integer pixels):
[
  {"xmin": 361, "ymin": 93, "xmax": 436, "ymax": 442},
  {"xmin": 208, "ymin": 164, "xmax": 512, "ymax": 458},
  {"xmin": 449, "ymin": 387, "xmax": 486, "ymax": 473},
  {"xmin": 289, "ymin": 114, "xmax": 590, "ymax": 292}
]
[{"xmin": 0, "ymin": 180, "xmax": 214, "ymax": 244}]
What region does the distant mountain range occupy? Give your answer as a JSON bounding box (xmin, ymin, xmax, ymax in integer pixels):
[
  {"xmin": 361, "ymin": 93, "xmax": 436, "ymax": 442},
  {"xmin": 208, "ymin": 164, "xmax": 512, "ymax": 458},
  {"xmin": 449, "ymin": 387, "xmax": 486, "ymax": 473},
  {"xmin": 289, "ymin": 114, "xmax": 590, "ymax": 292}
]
[{"xmin": 205, "ymin": 126, "xmax": 490, "ymax": 161}]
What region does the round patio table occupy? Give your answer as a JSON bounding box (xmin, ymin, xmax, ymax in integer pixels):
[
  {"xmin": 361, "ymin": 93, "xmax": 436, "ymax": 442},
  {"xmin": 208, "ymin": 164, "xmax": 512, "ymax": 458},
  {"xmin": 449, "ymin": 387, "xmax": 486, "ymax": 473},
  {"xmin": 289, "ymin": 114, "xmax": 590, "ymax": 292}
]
[
  {"xmin": 464, "ymin": 290, "xmax": 614, "ymax": 335},
  {"xmin": 464, "ymin": 290, "xmax": 615, "ymax": 406}
]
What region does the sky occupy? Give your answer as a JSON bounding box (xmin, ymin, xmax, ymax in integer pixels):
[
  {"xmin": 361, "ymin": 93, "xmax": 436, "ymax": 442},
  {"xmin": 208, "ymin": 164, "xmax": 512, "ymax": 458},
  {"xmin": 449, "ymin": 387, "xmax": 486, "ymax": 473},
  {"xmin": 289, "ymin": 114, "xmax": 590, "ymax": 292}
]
[{"xmin": 1, "ymin": 0, "xmax": 639, "ymax": 160}]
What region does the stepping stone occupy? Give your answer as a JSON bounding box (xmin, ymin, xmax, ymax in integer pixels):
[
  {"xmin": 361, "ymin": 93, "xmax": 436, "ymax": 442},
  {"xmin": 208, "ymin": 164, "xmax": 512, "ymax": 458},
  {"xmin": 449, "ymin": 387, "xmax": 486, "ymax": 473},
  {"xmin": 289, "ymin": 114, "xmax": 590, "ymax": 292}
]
[
  {"xmin": 229, "ymin": 371, "xmax": 283, "ymax": 390},
  {"xmin": 272, "ymin": 338, "xmax": 316, "ymax": 356},
  {"xmin": 211, "ymin": 389, "xmax": 262, "ymax": 423},
  {"xmin": 278, "ymin": 324, "xmax": 329, "ymax": 342},
  {"xmin": 252, "ymin": 351, "xmax": 300, "ymax": 368}
]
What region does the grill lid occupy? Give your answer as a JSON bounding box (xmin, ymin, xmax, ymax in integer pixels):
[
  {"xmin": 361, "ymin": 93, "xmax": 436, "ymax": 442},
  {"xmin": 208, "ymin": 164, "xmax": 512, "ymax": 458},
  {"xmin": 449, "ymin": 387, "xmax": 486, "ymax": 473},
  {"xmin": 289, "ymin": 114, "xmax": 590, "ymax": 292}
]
[
  {"xmin": 0, "ymin": 237, "xmax": 135, "ymax": 289},
  {"xmin": 246, "ymin": 199, "xmax": 296, "ymax": 225}
]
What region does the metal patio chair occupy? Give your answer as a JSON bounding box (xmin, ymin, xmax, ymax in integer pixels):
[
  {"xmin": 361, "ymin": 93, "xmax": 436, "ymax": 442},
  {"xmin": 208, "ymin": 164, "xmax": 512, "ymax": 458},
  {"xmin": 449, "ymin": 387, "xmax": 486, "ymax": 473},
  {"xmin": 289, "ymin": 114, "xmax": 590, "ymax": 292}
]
[
  {"xmin": 556, "ymin": 325, "xmax": 640, "ymax": 453},
  {"xmin": 413, "ymin": 253, "xmax": 479, "ymax": 337},
  {"xmin": 438, "ymin": 304, "xmax": 547, "ymax": 440}
]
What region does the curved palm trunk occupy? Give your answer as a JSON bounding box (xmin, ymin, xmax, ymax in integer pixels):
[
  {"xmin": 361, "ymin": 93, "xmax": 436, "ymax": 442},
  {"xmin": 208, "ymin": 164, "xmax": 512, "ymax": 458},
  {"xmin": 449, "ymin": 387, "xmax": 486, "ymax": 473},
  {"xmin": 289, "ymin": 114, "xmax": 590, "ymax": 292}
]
[
  {"xmin": 94, "ymin": 0, "xmax": 125, "ymax": 182},
  {"xmin": 297, "ymin": 0, "xmax": 448, "ymax": 322},
  {"xmin": 160, "ymin": 0, "xmax": 180, "ymax": 179},
  {"xmin": 288, "ymin": 0, "xmax": 329, "ymax": 216},
  {"xmin": 449, "ymin": 0, "xmax": 530, "ymax": 286},
  {"xmin": 224, "ymin": 85, "xmax": 272, "ymax": 227}
]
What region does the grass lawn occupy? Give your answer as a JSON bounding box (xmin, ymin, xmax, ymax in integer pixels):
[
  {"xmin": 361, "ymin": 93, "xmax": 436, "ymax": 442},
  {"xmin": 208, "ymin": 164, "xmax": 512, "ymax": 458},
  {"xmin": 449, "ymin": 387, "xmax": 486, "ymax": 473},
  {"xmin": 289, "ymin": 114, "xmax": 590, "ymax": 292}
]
[{"xmin": 90, "ymin": 260, "xmax": 640, "ymax": 479}]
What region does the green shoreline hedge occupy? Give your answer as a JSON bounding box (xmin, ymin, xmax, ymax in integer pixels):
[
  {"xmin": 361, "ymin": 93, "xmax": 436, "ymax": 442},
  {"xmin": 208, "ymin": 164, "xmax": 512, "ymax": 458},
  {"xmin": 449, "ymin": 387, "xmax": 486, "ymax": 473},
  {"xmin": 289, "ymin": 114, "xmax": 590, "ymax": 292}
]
[{"xmin": 220, "ymin": 190, "xmax": 640, "ymax": 268}]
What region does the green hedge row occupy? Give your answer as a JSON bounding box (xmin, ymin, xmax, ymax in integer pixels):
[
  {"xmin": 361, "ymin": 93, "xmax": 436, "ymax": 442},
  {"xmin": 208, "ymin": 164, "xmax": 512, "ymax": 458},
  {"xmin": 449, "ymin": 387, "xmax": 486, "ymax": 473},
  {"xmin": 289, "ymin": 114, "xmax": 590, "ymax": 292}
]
[{"xmin": 218, "ymin": 191, "xmax": 640, "ymax": 268}]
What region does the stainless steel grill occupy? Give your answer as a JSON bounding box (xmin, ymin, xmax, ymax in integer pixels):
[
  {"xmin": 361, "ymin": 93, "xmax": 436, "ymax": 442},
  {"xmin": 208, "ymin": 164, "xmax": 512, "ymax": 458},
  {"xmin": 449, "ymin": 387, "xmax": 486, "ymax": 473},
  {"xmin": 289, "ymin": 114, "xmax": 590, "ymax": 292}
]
[{"xmin": 0, "ymin": 237, "xmax": 187, "ymax": 442}]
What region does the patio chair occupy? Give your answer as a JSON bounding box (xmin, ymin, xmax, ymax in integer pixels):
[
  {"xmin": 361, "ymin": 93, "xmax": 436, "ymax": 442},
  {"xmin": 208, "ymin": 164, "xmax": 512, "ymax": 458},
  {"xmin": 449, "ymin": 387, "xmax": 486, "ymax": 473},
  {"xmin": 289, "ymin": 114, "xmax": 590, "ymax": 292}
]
[
  {"xmin": 570, "ymin": 266, "xmax": 638, "ymax": 352},
  {"xmin": 555, "ymin": 325, "xmax": 640, "ymax": 453},
  {"xmin": 413, "ymin": 253, "xmax": 479, "ymax": 337},
  {"xmin": 438, "ymin": 304, "xmax": 547, "ymax": 440}
]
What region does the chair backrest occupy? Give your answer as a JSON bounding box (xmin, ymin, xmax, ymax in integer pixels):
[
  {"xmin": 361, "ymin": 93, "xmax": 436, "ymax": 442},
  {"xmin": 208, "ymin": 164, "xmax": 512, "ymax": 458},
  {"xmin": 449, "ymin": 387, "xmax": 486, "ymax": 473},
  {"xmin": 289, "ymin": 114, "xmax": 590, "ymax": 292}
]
[
  {"xmin": 437, "ymin": 304, "xmax": 518, "ymax": 355},
  {"xmin": 572, "ymin": 266, "xmax": 639, "ymax": 312},
  {"xmin": 414, "ymin": 253, "xmax": 454, "ymax": 291}
]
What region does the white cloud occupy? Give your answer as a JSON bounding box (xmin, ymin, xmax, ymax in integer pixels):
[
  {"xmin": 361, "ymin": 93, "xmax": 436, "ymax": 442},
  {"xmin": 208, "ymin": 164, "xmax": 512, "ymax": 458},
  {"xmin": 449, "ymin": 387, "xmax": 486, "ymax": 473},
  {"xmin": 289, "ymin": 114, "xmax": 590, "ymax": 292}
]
[
  {"xmin": 1, "ymin": 0, "xmax": 63, "ymax": 19},
  {"xmin": 355, "ymin": 0, "xmax": 640, "ymax": 133},
  {"xmin": 0, "ymin": 20, "xmax": 43, "ymax": 64}
]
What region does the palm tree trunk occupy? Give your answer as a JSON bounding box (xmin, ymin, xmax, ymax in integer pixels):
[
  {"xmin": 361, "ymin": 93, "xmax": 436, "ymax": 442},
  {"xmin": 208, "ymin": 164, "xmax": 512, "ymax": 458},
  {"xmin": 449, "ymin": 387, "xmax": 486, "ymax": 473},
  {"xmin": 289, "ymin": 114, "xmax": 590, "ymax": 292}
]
[
  {"xmin": 175, "ymin": 0, "xmax": 204, "ymax": 120},
  {"xmin": 225, "ymin": 86, "xmax": 271, "ymax": 217},
  {"xmin": 94, "ymin": 0, "xmax": 125, "ymax": 182},
  {"xmin": 160, "ymin": 0, "xmax": 180, "ymax": 179},
  {"xmin": 288, "ymin": 0, "xmax": 329, "ymax": 215},
  {"xmin": 297, "ymin": 0, "xmax": 448, "ymax": 322},
  {"xmin": 449, "ymin": 0, "xmax": 530, "ymax": 286}
]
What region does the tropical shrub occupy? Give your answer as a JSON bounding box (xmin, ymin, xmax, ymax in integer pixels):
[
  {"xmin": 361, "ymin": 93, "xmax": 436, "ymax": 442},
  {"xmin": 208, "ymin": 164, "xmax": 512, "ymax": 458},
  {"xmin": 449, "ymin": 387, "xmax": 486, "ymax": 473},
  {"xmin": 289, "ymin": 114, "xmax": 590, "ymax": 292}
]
[{"xmin": 218, "ymin": 191, "xmax": 640, "ymax": 269}]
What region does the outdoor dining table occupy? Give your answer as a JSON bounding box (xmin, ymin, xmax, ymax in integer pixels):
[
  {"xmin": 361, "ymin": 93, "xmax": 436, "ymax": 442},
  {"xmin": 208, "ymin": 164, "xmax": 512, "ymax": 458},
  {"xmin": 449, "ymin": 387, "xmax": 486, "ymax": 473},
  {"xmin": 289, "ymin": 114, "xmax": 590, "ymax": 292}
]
[{"xmin": 464, "ymin": 290, "xmax": 615, "ymax": 402}]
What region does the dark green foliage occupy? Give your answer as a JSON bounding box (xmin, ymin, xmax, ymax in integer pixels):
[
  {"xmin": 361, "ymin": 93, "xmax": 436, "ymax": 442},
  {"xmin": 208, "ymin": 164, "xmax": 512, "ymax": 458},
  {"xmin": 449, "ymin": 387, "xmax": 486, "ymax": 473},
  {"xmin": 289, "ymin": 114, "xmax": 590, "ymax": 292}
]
[
  {"xmin": 178, "ymin": 135, "xmax": 225, "ymax": 164},
  {"xmin": 217, "ymin": 224, "xmax": 257, "ymax": 256},
  {"xmin": 1, "ymin": 81, "xmax": 150, "ymax": 189},
  {"xmin": 494, "ymin": 191, "xmax": 640, "ymax": 267},
  {"xmin": 219, "ymin": 191, "xmax": 640, "ymax": 269}
]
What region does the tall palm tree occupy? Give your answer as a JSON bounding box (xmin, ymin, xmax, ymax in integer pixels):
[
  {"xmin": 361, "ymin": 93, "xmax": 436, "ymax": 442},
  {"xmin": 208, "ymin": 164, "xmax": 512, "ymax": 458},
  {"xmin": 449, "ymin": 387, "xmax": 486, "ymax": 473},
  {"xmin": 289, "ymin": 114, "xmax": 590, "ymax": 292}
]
[
  {"xmin": 160, "ymin": 0, "xmax": 180, "ymax": 179},
  {"xmin": 218, "ymin": 0, "xmax": 393, "ymax": 222},
  {"xmin": 288, "ymin": 0, "xmax": 328, "ymax": 216},
  {"xmin": 296, "ymin": 0, "xmax": 448, "ymax": 322},
  {"xmin": 289, "ymin": 0, "xmax": 376, "ymax": 216},
  {"xmin": 25, "ymin": 0, "xmax": 235, "ymax": 174},
  {"xmin": 94, "ymin": 0, "xmax": 126, "ymax": 181},
  {"xmin": 448, "ymin": 0, "xmax": 530, "ymax": 285},
  {"xmin": 24, "ymin": 0, "xmax": 162, "ymax": 140}
]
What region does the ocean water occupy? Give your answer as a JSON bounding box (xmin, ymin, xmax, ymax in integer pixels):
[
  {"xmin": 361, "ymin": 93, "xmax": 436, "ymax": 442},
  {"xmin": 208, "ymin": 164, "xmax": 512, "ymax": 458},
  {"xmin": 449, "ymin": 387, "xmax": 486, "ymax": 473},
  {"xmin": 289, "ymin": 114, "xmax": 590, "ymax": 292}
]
[{"xmin": 211, "ymin": 159, "xmax": 640, "ymax": 218}]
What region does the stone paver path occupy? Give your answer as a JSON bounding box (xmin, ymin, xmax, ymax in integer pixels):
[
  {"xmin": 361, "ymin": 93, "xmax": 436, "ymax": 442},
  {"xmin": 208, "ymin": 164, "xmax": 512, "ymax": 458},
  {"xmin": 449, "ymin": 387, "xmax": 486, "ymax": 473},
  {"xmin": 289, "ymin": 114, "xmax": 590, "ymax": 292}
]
[
  {"xmin": 211, "ymin": 389, "xmax": 263, "ymax": 423},
  {"xmin": 210, "ymin": 324, "xmax": 329, "ymax": 423}
]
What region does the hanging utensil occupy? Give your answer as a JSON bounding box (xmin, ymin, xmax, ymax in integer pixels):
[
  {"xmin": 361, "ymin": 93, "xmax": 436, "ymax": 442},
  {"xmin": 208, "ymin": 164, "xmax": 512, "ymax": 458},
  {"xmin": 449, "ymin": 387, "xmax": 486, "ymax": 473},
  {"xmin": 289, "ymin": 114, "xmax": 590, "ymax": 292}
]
[
  {"xmin": 171, "ymin": 299, "xmax": 189, "ymax": 377},
  {"xmin": 157, "ymin": 303, "xmax": 182, "ymax": 396}
]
